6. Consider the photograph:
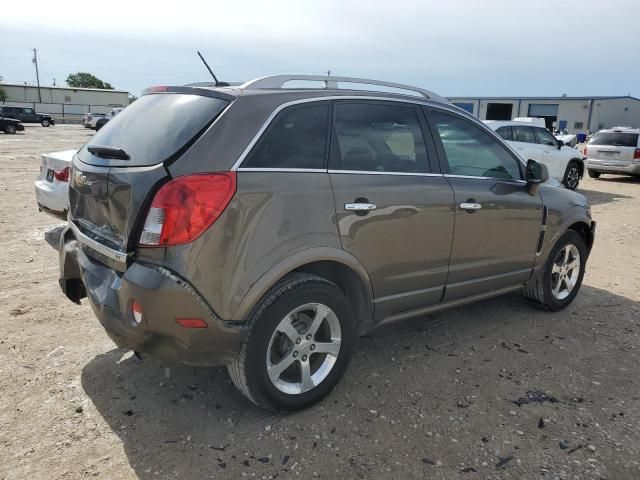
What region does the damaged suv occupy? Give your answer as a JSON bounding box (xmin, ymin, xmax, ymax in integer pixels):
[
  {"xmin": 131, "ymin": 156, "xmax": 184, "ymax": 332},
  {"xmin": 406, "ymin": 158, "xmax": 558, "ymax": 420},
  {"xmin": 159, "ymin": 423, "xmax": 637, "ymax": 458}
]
[{"xmin": 59, "ymin": 75, "xmax": 595, "ymax": 411}]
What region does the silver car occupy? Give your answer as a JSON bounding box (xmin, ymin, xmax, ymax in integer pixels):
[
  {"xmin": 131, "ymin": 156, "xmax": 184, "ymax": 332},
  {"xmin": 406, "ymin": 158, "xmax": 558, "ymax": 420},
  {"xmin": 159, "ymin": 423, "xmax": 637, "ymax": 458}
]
[{"xmin": 585, "ymin": 127, "xmax": 640, "ymax": 178}]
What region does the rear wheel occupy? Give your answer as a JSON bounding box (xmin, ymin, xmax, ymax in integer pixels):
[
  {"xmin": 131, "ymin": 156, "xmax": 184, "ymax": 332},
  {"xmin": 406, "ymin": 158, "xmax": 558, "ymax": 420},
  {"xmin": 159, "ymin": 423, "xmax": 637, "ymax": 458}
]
[
  {"xmin": 4, "ymin": 124, "xmax": 17, "ymax": 134},
  {"xmin": 95, "ymin": 120, "xmax": 106, "ymax": 131},
  {"xmin": 587, "ymin": 169, "xmax": 601, "ymax": 179},
  {"xmin": 41, "ymin": 118, "xmax": 51, "ymax": 127},
  {"xmin": 562, "ymin": 161, "xmax": 581, "ymax": 190},
  {"xmin": 228, "ymin": 273, "xmax": 355, "ymax": 411},
  {"xmin": 523, "ymin": 230, "xmax": 586, "ymax": 311}
]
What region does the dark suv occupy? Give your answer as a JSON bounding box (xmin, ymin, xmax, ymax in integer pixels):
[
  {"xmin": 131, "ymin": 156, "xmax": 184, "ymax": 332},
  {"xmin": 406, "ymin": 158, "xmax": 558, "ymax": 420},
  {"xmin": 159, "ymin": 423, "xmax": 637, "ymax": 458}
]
[
  {"xmin": 0, "ymin": 106, "xmax": 54, "ymax": 126},
  {"xmin": 58, "ymin": 75, "xmax": 595, "ymax": 411}
]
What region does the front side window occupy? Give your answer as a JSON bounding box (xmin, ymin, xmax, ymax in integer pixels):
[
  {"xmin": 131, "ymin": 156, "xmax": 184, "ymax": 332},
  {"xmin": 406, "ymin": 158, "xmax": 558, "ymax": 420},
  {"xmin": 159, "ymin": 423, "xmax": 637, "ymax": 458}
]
[
  {"xmin": 332, "ymin": 102, "xmax": 428, "ymax": 173},
  {"xmin": 513, "ymin": 126, "xmax": 537, "ymax": 144},
  {"xmin": 24, "ymin": 108, "xmax": 34, "ymax": 114},
  {"xmin": 431, "ymin": 110, "xmax": 522, "ymax": 180},
  {"xmin": 496, "ymin": 126, "xmax": 513, "ymax": 141},
  {"xmin": 534, "ymin": 127, "xmax": 558, "ymax": 146},
  {"xmin": 243, "ymin": 104, "xmax": 329, "ymax": 169}
]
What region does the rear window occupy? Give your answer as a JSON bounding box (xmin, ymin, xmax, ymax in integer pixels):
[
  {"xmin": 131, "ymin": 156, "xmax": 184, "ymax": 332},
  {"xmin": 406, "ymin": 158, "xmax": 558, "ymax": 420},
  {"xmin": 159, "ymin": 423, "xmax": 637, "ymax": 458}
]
[
  {"xmin": 589, "ymin": 132, "xmax": 639, "ymax": 147},
  {"xmin": 78, "ymin": 94, "xmax": 228, "ymax": 167}
]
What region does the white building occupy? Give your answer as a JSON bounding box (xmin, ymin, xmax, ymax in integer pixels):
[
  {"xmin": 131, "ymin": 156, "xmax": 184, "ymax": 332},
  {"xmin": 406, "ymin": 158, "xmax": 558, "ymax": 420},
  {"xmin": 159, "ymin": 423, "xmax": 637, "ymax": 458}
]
[
  {"xmin": 447, "ymin": 95, "xmax": 640, "ymax": 134},
  {"xmin": 0, "ymin": 83, "xmax": 129, "ymax": 123}
]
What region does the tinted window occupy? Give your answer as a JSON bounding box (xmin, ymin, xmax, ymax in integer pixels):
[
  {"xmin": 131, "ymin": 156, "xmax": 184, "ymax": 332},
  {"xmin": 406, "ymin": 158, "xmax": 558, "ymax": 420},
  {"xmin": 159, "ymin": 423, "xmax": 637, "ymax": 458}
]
[
  {"xmin": 431, "ymin": 110, "xmax": 522, "ymax": 180},
  {"xmin": 243, "ymin": 104, "xmax": 329, "ymax": 169},
  {"xmin": 513, "ymin": 126, "xmax": 536, "ymax": 144},
  {"xmin": 589, "ymin": 132, "xmax": 639, "ymax": 147},
  {"xmin": 496, "ymin": 126, "xmax": 513, "ymax": 141},
  {"xmin": 333, "ymin": 103, "xmax": 427, "ymax": 173},
  {"xmin": 534, "ymin": 128, "xmax": 558, "ymax": 146},
  {"xmin": 24, "ymin": 108, "xmax": 34, "ymax": 114},
  {"xmin": 77, "ymin": 94, "xmax": 228, "ymax": 167}
]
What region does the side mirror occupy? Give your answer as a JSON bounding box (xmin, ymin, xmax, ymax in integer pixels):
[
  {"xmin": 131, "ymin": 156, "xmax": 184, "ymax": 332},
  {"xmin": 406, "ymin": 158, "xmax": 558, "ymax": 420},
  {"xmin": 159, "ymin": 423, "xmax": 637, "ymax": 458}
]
[
  {"xmin": 525, "ymin": 159, "xmax": 549, "ymax": 196},
  {"xmin": 557, "ymin": 139, "xmax": 564, "ymax": 150}
]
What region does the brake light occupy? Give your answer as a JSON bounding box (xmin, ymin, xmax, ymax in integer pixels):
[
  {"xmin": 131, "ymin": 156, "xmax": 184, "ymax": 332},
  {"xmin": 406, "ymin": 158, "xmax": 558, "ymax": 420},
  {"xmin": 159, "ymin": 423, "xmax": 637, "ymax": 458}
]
[
  {"xmin": 175, "ymin": 318, "xmax": 208, "ymax": 328},
  {"xmin": 53, "ymin": 167, "xmax": 70, "ymax": 182},
  {"xmin": 634, "ymin": 148, "xmax": 640, "ymax": 160},
  {"xmin": 139, "ymin": 172, "xmax": 236, "ymax": 246},
  {"xmin": 583, "ymin": 146, "xmax": 588, "ymax": 156}
]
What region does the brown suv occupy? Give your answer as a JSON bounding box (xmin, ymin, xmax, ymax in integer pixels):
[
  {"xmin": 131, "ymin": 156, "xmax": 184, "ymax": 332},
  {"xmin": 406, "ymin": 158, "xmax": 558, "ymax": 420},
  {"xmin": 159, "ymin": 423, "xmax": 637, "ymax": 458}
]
[{"xmin": 58, "ymin": 75, "xmax": 595, "ymax": 411}]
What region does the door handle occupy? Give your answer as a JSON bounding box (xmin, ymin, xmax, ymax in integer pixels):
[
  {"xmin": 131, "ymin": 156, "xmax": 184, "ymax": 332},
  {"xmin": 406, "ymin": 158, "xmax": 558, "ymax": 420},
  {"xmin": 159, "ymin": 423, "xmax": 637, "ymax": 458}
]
[
  {"xmin": 459, "ymin": 202, "xmax": 482, "ymax": 210},
  {"xmin": 345, "ymin": 203, "xmax": 377, "ymax": 211}
]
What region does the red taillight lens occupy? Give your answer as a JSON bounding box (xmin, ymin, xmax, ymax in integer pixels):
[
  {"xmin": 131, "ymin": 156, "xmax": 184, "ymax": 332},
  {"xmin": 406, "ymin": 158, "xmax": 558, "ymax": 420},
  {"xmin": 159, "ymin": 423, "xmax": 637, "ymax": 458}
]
[
  {"xmin": 131, "ymin": 300, "xmax": 143, "ymax": 325},
  {"xmin": 634, "ymin": 148, "xmax": 640, "ymax": 160},
  {"xmin": 175, "ymin": 318, "xmax": 208, "ymax": 328},
  {"xmin": 53, "ymin": 167, "xmax": 70, "ymax": 182},
  {"xmin": 139, "ymin": 172, "xmax": 236, "ymax": 246},
  {"xmin": 583, "ymin": 146, "xmax": 588, "ymax": 156}
]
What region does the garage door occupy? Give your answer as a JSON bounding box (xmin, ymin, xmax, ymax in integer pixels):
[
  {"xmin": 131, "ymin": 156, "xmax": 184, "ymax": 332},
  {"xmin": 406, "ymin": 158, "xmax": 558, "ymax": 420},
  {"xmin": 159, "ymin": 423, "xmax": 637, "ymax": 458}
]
[{"xmin": 528, "ymin": 104, "xmax": 559, "ymax": 116}]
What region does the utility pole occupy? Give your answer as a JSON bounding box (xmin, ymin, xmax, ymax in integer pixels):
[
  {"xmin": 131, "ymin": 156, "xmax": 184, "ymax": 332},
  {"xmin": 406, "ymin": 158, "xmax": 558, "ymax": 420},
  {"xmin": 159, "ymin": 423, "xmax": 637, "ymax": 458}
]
[{"xmin": 32, "ymin": 48, "xmax": 42, "ymax": 103}]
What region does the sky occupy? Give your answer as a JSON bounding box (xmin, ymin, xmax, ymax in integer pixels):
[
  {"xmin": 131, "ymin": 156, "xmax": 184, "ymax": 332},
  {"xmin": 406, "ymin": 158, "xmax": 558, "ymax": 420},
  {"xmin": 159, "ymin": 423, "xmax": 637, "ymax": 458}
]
[{"xmin": 1, "ymin": 0, "xmax": 639, "ymax": 98}]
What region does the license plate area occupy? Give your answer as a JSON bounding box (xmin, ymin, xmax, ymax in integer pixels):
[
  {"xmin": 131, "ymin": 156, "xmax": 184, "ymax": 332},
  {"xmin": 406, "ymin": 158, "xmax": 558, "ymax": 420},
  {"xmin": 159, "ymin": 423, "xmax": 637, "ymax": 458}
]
[
  {"xmin": 598, "ymin": 150, "xmax": 619, "ymax": 158},
  {"xmin": 46, "ymin": 169, "xmax": 54, "ymax": 182}
]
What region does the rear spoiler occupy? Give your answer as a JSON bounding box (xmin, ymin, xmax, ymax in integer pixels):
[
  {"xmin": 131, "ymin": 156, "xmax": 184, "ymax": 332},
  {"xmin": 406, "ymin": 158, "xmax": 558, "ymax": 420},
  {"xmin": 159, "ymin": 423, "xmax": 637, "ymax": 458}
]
[{"xmin": 141, "ymin": 85, "xmax": 236, "ymax": 101}]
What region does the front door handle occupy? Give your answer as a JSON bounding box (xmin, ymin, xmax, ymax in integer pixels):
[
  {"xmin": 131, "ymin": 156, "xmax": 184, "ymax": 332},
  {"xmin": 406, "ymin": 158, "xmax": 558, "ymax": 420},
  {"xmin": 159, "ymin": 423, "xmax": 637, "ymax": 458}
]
[
  {"xmin": 345, "ymin": 203, "xmax": 377, "ymax": 211},
  {"xmin": 459, "ymin": 202, "xmax": 482, "ymax": 210}
]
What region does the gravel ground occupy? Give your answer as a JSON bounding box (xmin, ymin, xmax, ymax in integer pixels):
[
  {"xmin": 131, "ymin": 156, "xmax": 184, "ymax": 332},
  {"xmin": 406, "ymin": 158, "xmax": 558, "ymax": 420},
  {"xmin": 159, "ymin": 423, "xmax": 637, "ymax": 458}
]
[{"xmin": 1, "ymin": 125, "xmax": 639, "ymax": 480}]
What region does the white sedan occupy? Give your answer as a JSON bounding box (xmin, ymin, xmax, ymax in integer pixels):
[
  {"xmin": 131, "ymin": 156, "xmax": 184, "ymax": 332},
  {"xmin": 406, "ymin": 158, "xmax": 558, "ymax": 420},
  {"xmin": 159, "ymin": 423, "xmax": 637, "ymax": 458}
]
[
  {"xmin": 35, "ymin": 149, "xmax": 75, "ymax": 219},
  {"xmin": 485, "ymin": 121, "xmax": 585, "ymax": 190}
]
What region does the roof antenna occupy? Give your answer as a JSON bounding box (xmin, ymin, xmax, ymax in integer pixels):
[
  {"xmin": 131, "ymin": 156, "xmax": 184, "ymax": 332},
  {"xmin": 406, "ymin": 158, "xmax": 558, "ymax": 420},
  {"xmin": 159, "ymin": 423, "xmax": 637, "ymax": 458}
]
[{"xmin": 196, "ymin": 51, "xmax": 229, "ymax": 87}]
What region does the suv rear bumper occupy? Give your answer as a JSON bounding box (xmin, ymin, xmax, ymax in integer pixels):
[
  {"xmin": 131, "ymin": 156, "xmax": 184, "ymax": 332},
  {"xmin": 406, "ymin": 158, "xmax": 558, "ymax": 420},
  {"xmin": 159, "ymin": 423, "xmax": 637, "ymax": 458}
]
[
  {"xmin": 586, "ymin": 158, "xmax": 640, "ymax": 175},
  {"xmin": 59, "ymin": 226, "xmax": 245, "ymax": 366}
]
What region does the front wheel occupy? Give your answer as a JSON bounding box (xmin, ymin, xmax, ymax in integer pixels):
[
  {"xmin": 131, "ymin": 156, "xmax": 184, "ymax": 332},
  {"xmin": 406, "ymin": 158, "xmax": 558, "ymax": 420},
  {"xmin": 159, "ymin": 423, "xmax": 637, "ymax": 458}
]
[
  {"xmin": 228, "ymin": 273, "xmax": 355, "ymax": 411},
  {"xmin": 4, "ymin": 124, "xmax": 17, "ymax": 134},
  {"xmin": 523, "ymin": 230, "xmax": 587, "ymax": 311},
  {"xmin": 588, "ymin": 169, "xmax": 601, "ymax": 179},
  {"xmin": 41, "ymin": 118, "xmax": 51, "ymax": 127},
  {"xmin": 562, "ymin": 161, "xmax": 581, "ymax": 190}
]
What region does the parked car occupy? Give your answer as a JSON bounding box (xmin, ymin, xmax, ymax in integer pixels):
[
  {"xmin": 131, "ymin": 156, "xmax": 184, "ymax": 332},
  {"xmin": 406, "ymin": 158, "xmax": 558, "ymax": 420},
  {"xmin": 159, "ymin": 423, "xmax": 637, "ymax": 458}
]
[
  {"xmin": 485, "ymin": 120, "xmax": 585, "ymax": 190},
  {"xmin": 0, "ymin": 116, "xmax": 25, "ymax": 134},
  {"xmin": 57, "ymin": 75, "xmax": 595, "ymax": 411},
  {"xmin": 82, "ymin": 112, "xmax": 107, "ymax": 130},
  {"xmin": 0, "ymin": 106, "xmax": 54, "ymax": 127},
  {"xmin": 584, "ymin": 127, "xmax": 640, "ymax": 179},
  {"xmin": 95, "ymin": 107, "xmax": 123, "ymax": 131},
  {"xmin": 35, "ymin": 150, "xmax": 75, "ymax": 219}
]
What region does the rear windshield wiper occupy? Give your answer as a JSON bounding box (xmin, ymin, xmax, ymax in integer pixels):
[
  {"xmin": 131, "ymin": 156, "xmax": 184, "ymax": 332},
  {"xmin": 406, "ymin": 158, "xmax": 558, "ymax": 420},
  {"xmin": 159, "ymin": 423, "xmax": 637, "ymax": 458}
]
[{"xmin": 87, "ymin": 145, "xmax": 130, "ymax": 160}]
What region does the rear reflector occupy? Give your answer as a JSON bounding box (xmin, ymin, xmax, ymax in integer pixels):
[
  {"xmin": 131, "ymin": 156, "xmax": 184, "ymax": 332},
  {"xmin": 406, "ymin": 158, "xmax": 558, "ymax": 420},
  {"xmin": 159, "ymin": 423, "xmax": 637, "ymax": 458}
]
[
  {"xmin": 131, "ymin": 300, "xmax": 143, "ymax": 325},
  {"xmin": 54, "ymin": 167, "xmax": 70, "ymax": 182},
  {"xmin": 139, "ymin": 172, "xmax": 236, "ymax": 246},
  {"xmin": 175, "ymin": 318, "xmax": 208, "ymax": 328}
]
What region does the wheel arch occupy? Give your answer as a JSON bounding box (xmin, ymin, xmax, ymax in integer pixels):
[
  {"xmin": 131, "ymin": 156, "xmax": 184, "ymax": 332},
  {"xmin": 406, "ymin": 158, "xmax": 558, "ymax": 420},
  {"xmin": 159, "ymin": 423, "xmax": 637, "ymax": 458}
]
[{"xmin": 568, "ymin": 220, "xmax": 594, "ymax": 255}]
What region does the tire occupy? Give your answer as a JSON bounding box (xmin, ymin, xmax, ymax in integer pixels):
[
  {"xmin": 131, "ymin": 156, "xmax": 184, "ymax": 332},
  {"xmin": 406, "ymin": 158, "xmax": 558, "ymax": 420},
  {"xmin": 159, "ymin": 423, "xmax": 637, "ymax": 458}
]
[
  {"xmin": 562, "ymin": 161, "xmax": 581, "ymax": 190},
  {"xmin": 228, "ymin": 272, "xmax": 356, "ymax": 412},
  {"xmin": 41, "ymin": 118, "xmax": 50, "ymax": 127},
  {"xmin": 588, "ymin": 169, "xmax": 601, "ymax": 179},
  {"xmin": 523, "ymin": 230, "xmax": 587, "ymax": 311},
  {"xmin": 4, "ymin": 124, "xmax": 17, "ymax": 134},
  {"xmin": 95, "ymin": 120, "xmax": 106, "ymax": 131}
]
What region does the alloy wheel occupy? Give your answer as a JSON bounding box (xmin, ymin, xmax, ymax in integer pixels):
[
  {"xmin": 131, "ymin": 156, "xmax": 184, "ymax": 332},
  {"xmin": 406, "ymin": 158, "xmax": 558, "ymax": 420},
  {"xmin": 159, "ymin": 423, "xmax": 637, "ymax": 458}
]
[
  {"xmin": 551, "ymin": 244, "xmax": 581, "ymax": 300},
  {"xmin": 566, "ymin": 166, "xmax": 580, "ymax": 189},
  {"xmin": 266, "ymin": 303, "xmax": 341, "ymax": 395}
]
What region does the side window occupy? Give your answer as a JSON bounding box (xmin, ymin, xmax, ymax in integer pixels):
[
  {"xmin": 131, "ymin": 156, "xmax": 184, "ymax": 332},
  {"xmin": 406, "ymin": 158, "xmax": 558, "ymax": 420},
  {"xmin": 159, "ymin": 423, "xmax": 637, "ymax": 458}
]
[
  {"xmin": 513, "ymin": 126, "xmax": 536, "ymax": 144},
  {"xmin": 534, "ymin": 127, "xmax": 558, "ymax": 146},
  {"xmin": 496, "ymin": 126, "xmax": 513, "ymax": 141},
  {"xmin": 332, "ymin": 102, "xmax": 428, "ymax": 173},
  {"xmin": 242, "ymin": 104, "xmax": 329, "ymax": 169},
  {"xmin": 431, "ymin": 110, "xmax": 522, "ymax": 180},
  {"xmin": 24, "ymin": 108, "xmax": 34, "ymax": 114}
]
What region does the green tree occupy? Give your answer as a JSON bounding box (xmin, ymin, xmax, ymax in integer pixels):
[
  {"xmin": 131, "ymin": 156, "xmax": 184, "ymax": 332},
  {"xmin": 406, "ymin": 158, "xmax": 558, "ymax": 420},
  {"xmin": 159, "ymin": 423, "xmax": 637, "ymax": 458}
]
[
  {"xmin": 66, "ymin": 72, "xmax": 114, "ymax": 90},
  {"xmin": 0, "ymin": 86, "xmax": 7, "ymax": 103}
]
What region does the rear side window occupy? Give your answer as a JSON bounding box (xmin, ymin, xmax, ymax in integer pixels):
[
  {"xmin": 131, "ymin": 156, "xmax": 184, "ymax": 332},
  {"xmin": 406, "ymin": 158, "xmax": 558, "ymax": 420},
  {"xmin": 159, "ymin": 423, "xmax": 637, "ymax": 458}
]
[
  {"xmin": 589, "ymin": 132, "xmax": 639, "ymax": 147},
  {"xmin": 431, "ymin": 110, "xmax": 522, "ymax": 180},
  {"xmin": 513, "ymin": 126, "xmax": 536, "ymax": 144},
  {"xmin": 534, "ymin": 127, "xmax": 558, "ymax": 146},
  {"xmin": 243, "ymin": 104, "xmax": 329, "ymax": 169},
  {"xmin": 332, "ymin": 102, "xmax": 428, "ymax": 173},
  {"xmin": 496, "ymin": 126, "xmax": 513, "ymax": 141},
  {"xmin": 77, "ymin": 94, "xmax": 228, "ymax": 167}
]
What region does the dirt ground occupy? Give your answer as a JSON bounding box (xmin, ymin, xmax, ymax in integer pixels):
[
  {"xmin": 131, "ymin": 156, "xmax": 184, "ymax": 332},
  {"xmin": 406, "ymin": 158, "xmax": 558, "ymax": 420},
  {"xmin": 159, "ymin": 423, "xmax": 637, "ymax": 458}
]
[{"xmin": 1, "ymin": 125, "xmax": 639, "ymax": 480}]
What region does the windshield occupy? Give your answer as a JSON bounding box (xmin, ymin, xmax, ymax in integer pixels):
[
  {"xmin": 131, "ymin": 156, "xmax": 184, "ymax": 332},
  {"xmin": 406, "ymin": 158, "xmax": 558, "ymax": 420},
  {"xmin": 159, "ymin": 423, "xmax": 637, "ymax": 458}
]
[
  {"xmin": 589, "ymin": 132, "xmax": 638, "ymax": 147},
  {"xmin": 77, "ymin": 93, "xmax": 228, "ymax": 167}
]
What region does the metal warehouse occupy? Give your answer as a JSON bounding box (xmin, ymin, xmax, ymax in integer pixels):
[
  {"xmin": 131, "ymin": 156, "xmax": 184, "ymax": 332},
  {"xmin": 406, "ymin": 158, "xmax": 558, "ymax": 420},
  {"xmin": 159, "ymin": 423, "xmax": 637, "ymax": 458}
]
[
  {"xmin": 447, "ymin": 95, "xmax": 640, "ymax": 134},
  {"xmin": 0, "ymin": 83, "xmax": 129, "ymax": 124}
]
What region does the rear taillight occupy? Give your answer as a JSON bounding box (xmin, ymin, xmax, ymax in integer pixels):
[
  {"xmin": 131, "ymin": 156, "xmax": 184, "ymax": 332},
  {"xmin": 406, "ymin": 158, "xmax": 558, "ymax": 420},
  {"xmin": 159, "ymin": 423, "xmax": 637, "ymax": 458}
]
[
  {"xmin": 139, "ymin": 172, "xmax": 236, "ymax": 246},
  {"xmin": 53, "ymin": 167, "xmax": 70, "ymax": 182},
  {"xmin": 583, "ymin": 146, "xmax": 589, "ymax": 156},
  {"xmin": 634, "ymin": 148, "xmax": 640, "ymax": 160}
]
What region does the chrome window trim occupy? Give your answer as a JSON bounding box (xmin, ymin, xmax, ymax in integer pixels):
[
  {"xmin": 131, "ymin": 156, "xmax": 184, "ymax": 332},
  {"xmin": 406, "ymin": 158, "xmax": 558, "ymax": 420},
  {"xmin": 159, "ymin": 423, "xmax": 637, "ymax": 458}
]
[
  {"xmin": 69, "ymin": 221, "xmax": 129, "ymax": 266},
  {"xmin": 328, "ymin": 169, "xmax": 443, "ymax": 177},
  {"xmin": 230, "ymin": 95, "xmax": 443, "ymax": 172},
  {"xmin": 444, "ymin": 174, "xmax": 527, "ymax": 184},
  {"xmin": 237, "ymin": 167, "xmax": 327, "ymax": 173}
]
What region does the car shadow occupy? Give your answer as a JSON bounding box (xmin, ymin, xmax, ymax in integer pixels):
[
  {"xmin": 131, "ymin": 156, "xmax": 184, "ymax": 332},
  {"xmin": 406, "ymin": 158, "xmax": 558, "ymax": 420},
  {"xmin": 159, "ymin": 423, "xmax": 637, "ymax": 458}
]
[
  {"xmin": 81, "ymin": 285, "xmax": 640, "ymax": 478},
  {"xmin": 577, "ymin": 188, "xmax": 632, "ymax": 206}
]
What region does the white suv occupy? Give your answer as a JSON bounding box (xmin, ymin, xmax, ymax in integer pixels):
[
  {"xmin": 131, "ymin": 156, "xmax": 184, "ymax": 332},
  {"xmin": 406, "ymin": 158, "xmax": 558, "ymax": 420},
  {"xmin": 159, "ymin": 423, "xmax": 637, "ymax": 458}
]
[
  {"xmin": 584, "ymin": 127, "xmax": 640, "ymax": 179},
  {"xmin": 485, "ymin": 121, "xmax": 585, "ymax": 190}
]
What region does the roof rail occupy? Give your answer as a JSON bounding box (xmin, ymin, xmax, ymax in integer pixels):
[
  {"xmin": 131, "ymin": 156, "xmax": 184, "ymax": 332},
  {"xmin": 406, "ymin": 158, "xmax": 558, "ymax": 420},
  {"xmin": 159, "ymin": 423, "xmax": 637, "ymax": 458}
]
[{"xmin": 239, "ymin": 75, "xmax": 448, "ymax": 103}]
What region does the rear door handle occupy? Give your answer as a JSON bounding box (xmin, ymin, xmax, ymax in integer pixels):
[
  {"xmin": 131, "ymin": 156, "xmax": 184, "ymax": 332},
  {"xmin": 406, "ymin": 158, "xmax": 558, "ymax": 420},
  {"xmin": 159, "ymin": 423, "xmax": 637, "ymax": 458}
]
[
  {"xmin": 345, "ymin": 203, "xmax": 377, "ymax": 211},
  {"xmin": 459, "ymin": 202, "xmax": 482, "ymax": 210}
]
